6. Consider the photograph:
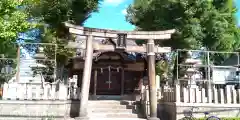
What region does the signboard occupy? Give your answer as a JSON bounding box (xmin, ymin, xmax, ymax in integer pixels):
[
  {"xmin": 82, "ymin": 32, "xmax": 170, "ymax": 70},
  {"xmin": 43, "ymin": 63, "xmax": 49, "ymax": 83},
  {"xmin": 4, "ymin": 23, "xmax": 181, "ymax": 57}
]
[{"xmin": 212, "ymin": 67, "xmax": 237, "ymax": 84}]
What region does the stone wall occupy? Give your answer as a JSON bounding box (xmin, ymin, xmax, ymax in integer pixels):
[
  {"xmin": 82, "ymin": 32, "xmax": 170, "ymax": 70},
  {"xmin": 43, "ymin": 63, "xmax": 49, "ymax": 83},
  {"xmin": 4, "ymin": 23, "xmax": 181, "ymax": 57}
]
[
  {"xmin": 158, "ymin": 102, "xmax": 240, "ymax": 120},
  {"xmin": 0, "ymin": 100, "xmax": 80, "ymax": 120}
]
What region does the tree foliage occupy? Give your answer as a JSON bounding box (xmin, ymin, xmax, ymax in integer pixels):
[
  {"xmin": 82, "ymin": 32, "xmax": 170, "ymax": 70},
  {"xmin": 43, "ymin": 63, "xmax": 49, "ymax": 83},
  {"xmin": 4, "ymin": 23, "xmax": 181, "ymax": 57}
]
[
  {"xmin": 0, "ymin": 0, "xmax": 35, "ymax": 57},
  {"xmin": 127, "ymin": 0, "xmax": 238, "ymax": 50},
  {"xmin": 127, "ymin": 0, "xmax": 240, "ymax": 80},
  {"xmin": 0, "ymin": 0, "xmax": 101, "ymax": 82},
  {"xmin": 25, "ymin": 0, "xmax": 102, "ymax": 79},
  {"xmin": 0, "ymin": 0, "xmax": 36, "ymax": 82},
  {"xmin": 27, "ymin": 0, "xmax": 101, "ymax": 54}
]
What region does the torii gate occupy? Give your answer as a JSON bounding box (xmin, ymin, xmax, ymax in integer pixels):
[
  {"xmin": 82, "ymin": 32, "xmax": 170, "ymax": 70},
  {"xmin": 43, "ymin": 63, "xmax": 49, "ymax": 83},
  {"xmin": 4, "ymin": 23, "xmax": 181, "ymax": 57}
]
[{"xmin": 64, "ymin": 22, "xmax": 175, "ymax": 120}]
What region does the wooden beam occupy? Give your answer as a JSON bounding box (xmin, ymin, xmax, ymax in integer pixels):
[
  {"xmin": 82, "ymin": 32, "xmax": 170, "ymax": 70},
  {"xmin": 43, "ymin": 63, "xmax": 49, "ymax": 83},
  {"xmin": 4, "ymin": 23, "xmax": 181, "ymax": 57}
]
[
  {"xmin": 67, "ymin": 42, "xmax": 171, "ymax": 53},
  {"xmin": 64, "ymin": 22, "xmax": 175, "ymax": 40}
]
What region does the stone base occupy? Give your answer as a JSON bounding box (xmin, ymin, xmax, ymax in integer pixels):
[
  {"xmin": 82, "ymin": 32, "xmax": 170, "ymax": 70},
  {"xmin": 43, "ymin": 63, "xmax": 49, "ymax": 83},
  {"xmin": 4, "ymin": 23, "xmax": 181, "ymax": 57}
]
[
  {"xmin": 74, "ymin": 117, "xmax": 89, "ymax": 120},
  {"xmin": 147, "ymin": 117, "xmax": 160, "ymax": 120}
]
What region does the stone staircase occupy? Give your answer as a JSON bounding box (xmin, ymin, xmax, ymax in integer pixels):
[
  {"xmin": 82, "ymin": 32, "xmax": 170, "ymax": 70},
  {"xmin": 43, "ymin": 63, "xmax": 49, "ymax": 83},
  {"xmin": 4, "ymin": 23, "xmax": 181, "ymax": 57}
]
[{"xmin": 87, "ymin": 96, "xmax": 145, "ymax": 120}]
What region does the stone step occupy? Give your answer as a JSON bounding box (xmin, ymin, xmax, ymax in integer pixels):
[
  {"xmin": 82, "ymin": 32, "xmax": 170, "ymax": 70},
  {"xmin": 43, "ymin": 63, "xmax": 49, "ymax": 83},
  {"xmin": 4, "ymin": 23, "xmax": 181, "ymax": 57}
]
[
  {"xmin": 88, "ymin": 100, "xmax": 135, "ymax": 105},
  {"xmin": 89, "ymin": 108, "xmax": 133, "ymax": 113},
  {"xmin": 88, "ymin": 101, "xmax": 136, "ymax": 109},
  {"xmin": 87, "ymin": 99, "xmax": 141, "ymax": 119},
  {"xmin": 89, "ymin": 118, "xmax": 146, "ymax": 120},
  {"xmin": 88, "ymin": 100, "xmax": 122, "ymax": 105},
  {"xmin": 88, "ymin": 100, "xmax": 135, "ymax": 104},
  {"xmin": 90, "ymin": 95, "xmax": 123, "ymax": 100},
  {"xmin": 88, "ymin": 104, "xmax": 135, "ymax": 109},
  {"xmin": 89, "ymin": 95, "xmax": 138, "ymax": 101},
  {"xmin": 89, "ymin": 113, "xmax": 139, "ymax": 118}
]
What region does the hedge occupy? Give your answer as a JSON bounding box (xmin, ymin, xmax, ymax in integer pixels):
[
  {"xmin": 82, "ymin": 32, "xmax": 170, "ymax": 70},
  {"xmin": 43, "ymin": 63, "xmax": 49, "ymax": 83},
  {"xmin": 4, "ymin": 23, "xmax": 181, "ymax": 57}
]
[
  {"xmin": 197, "ymin": 118, "xmax": 240, "ymax": 120},
  {"xmin": 181, "ymin": 117, "xmax": 240, "ymax": 120}
]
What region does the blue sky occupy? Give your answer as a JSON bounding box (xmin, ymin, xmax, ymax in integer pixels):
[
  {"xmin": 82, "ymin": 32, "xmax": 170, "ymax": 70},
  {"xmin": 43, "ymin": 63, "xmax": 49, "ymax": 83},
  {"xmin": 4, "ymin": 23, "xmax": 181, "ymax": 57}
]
[
  {"xmin": 84, "ymin": 0, "xmax": 135, "ymax": 30},
  {"xmin": 236, "ymin": 0, "xmax": 240, "ymax": 26},
  {"xmin": 85, "ymin": 0, "xmax": 240, "ymax": 31}
]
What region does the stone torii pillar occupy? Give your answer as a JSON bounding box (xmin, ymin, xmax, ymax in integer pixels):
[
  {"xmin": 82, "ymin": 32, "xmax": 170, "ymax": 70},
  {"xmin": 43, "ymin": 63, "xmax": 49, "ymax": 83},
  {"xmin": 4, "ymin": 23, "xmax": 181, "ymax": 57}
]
[{"xmin": 64, "ymin": 22, "xmax": 175, "ymax": 120}]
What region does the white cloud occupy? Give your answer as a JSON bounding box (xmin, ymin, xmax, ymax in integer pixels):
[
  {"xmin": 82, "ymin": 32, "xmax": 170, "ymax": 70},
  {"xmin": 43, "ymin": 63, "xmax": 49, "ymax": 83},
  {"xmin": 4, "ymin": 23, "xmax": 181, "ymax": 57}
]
[
  {"xmin": 121, "ymin": 9, "xmax": 127, "ymax": 15},
  {"xmin": 103, "ymin": 0, "xmax": 125, "ymax": 6}
]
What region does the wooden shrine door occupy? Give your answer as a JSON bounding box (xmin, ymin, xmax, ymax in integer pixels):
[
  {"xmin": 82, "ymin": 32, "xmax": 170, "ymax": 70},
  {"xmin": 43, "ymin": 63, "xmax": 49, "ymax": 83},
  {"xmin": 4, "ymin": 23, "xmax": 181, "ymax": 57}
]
[{"xmin": 96, "ymin": 67, "xmax": 122, "ymax": 95}]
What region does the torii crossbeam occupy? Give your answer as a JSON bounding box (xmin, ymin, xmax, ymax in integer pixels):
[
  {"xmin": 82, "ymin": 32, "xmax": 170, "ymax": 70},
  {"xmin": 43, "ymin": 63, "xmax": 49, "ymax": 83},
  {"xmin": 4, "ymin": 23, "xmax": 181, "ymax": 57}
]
[
  {"xmin": 64, "ymin": 22, "xmax": 175, "ymax": 120},
  {"xmin": 67, "ymin": 41, "xmax": 171, "ymax": 53}
]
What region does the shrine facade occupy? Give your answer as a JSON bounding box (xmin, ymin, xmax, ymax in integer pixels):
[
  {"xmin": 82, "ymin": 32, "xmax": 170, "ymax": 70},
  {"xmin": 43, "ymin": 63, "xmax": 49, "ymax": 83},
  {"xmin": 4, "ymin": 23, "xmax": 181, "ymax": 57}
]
[
  {"xmin": 67, "ymin": 37, "xmax": 147, "ymax": 95},
  {"xmin": 64, "ymin": 22, "xmax": 175, "ymax": 120}
]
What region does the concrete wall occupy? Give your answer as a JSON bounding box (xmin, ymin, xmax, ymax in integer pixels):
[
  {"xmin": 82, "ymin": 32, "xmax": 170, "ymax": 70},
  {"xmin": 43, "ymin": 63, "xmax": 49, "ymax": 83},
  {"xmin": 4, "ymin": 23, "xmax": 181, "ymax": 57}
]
[
  {"xmin": 158, "ymin": 102, "xmax": 240, "ymax": 120},
  {"xmin": 0, "ymin": 100, "xmax": 81, "ymax": 120}
]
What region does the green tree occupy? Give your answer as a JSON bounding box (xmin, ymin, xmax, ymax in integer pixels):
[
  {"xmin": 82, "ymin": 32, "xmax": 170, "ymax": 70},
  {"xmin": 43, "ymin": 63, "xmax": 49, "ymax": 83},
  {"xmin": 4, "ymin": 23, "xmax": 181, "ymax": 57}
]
[
  {"xmin": 0, "ymin": 0, "xmax": 35, "ymax": 83},
  {"xmin": 0, "ymin": 0, "xmax": 35, "ymax": 57},
  {"xmin": 26, "ymin": 0, "xmax": 102, "ymax": 80},
  {"xmin": 127, "ymin": 0, "xmax": 239, "ymax": 81}
]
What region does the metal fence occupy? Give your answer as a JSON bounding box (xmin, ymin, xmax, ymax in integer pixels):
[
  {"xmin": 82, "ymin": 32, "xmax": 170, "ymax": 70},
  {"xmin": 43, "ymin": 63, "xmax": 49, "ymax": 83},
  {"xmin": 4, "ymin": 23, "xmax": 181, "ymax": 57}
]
[
  {"xmin": 176, "ymin": 49, "xmax": 240, "ymax": 84},
  {"xmin": 160, "ymin": 49, "xmax": 240, "ymax": 104}
]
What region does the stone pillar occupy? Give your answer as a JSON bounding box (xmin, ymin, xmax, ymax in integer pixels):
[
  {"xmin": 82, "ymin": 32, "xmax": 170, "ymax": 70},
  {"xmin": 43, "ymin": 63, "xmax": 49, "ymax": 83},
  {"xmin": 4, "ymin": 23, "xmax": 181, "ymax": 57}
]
[
  {"xmin": 59, "ymin": 83, "xmax": 68, "ymax": 100},
  {"xmin": 2, "ymin": 83, "xmax": 8, "ymax": 100},
  {"xmin": 175, "ymin": 84, "xmax": 181, "ymax": 103},
  {"xmin": 156, "ymin": 75, "xmax": 161, "ymax": 100},
  {"xmin": 76, "ymin": 35, "xmax": 93, "ymax": 120},
  {"xmin": 156, "ymin": 75, "xmax": 160, "ymax": 90},
  {"xmin": 147, "ymin": 39, "xmax": 159, "ymax": 120},
  {"xmin": 226, "ymin": 85, "xmax": 231, "ymax": 104}
]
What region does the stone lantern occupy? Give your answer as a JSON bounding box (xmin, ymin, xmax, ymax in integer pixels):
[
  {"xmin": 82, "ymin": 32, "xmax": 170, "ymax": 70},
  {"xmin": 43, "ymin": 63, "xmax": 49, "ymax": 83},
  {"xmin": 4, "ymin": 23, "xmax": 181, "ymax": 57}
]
[
  {"xmin": 34, "ymin": 47, "xmax": 46, "ymax": 59},
  {"xmin": 184, "ymin": 52, "xmax": 202, "ymax": 88},
  {"xmin": 32, "ymin": 47, "xmax": 47, "ymax": 77},
  {"xmin": 30, "ymin": 47, "xmax": 47, "ymax": 95}
]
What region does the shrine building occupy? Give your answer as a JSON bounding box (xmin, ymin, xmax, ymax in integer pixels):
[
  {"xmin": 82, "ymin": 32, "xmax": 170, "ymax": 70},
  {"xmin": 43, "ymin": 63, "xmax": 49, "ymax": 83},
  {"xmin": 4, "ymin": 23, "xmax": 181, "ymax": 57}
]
[{"xmin": 67, "ymin": 36, "xmax": 149, "ymax": 96}]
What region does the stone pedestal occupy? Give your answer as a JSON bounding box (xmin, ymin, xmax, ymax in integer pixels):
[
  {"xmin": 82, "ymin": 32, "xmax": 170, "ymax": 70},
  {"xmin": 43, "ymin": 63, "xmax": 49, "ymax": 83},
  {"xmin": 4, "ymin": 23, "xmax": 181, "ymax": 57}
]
[
  {"xmin": 59, "ymin": 83, "xmax": 68, "ymax": 100},
  {"xmin": 75, "ymin": 117, "xmax": 89, "ymax": 120},
  {"xmin": 148, "ymin": 117, "xmax": 160, "ymax": 120}
]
